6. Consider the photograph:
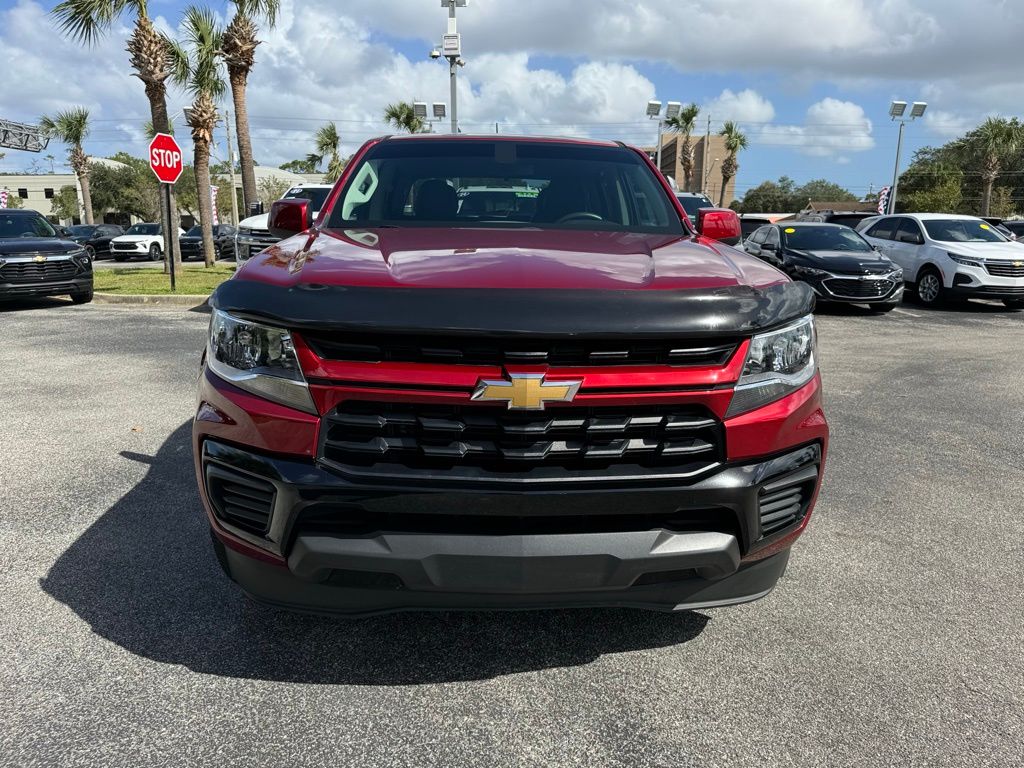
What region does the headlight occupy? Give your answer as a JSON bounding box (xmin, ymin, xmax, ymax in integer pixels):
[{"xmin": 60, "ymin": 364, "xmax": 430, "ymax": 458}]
[
  {"xmin": 206, "ymin": 309, "xmax": 316, "ymax": 414},
  {"xmin": 792, "ymin": 265, "xmax": 830, "ymax": 279},
  {"xmin": 726, "ymin": 315, "xmax": 817, "ymax": 418},
  {"xmin": 70, "ymin": 248, "xmax": 90, "ymax": 266},
  {"xmin": 948, "ymin": 252, "xmax": 983, "ymax": 268}
]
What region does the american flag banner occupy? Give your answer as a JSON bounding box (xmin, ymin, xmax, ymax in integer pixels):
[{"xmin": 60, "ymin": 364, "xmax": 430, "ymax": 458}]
[
  {"xmin": 877, "ymin": 186, "xmax": 891, "ymax": 215},
  {"xmin": 210, "ymin": 185, "xmax": 219, "ymax": 225},
  {"xmin": 0, "ymin": 189, "xmax": 8, "ymax": 209}
]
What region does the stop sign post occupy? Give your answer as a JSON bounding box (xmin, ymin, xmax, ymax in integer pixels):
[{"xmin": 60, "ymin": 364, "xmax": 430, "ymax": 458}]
[{"xmin": 148, "ymin": 133, "xmax": 184, "ymax": 291}]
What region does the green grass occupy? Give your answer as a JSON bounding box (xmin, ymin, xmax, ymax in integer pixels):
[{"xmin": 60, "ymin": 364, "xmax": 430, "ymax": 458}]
[{"xmin": 93, "ymin": 265, "xmax": 235, "ymax": 295}]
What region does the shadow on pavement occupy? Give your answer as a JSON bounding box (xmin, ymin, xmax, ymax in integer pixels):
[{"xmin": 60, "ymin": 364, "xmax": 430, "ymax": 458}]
[
  {"xmin": 42, "ymin": 421, "xmax": 708, "ymax": 685},
  {"xmin": 0, "ymin": 297, "xmax": 75, "ymax": 312}
]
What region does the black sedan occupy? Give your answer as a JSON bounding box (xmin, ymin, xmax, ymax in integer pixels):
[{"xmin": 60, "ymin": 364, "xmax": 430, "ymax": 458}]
[
  {"xmin": 179, "ymin": 224, "xmax": 236, "ymax": 261},
  {"xmin": 65, "ymin": 224, "xmax": 125, "ymax": 260},
  {"xmin": 743, "ymin": 222, "xmax": 904, "ymax": 312}
]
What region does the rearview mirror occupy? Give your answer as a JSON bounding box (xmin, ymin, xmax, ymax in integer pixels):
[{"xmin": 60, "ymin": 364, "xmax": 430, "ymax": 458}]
[
  {"xmin": 696, "ymin": 208, "xmax": 742, "ymax": 246},
  {"xmin": 268, "ymin": 198, "xmax": 312, "ymax": 239}
]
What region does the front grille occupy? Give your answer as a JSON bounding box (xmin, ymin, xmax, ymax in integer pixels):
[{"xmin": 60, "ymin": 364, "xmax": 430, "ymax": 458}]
[
  {"xmin": 112, "ymin": 241, "xmax": 139, "ymax": 251},
  {"xmin": 985, "ymin": 261, "xmax": 1024, "ymax": 278},
  {"xmin": 973, "ymin": 286, "xmax": 1024, "ymax": 295},
  {"xmin": 822, "ymin": 277, "xmax": 894, "ymax": 299},
  {"xmin": 205, "ymin": 464, "xmax": 276, "ymax": 535},
  {"xmin": 320, "ymin": 401, "xmax": 724, "ymax": 475},
  {"xmin": 304, "ymin": 332, "xmax": 738, "ymax": 368},
  {"xmin": 0, "ymin": 259, "xmax": 78, "ymax": 283},
  {"xmin": 758, "ymin": 467, "xmax": 818, "ymax": 536}
]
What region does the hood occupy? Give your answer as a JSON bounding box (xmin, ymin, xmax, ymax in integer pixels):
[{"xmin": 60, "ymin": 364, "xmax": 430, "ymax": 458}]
[
  {"xmin": 0, "ymin": 238, "xmax": 83, "ymax": 256},
  {"xmin": 789, "ymin": 249, "xmax": 895, "ymax": 273},
  {"xmin": 213, "ymin": 227, "xmax": 814, "ymax": 338},
  {"xmin": 940, "ymin": 241, "xmax": 1024, "ymax": 259},
  {"xmin": 237, "ymin": 227, "xmax": 787, "ymax": 291},
  {"xmin": 114, "ymin": 234, "xmax": 157, "ymax": 243}
]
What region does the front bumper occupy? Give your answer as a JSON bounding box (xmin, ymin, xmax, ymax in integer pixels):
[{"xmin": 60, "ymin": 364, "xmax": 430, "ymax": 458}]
[
  {"xmin": 803, "ymin": 272, "xmax": 904, "ymax": 304},
  {"xmin": 0, "ymin": 275, "xmax": 92, "ymax": 300},
  {"xmin": 234, "ymin": 231, "xmax": 278, "ymax": 262},
  {"xmin": 947, "ymin": 264, "xmax": 1024, "ymax": 299}
]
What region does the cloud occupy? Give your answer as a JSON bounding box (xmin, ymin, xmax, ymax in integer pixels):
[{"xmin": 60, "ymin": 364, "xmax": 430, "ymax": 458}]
[
  {"xmin": 752, "ymin": 98, "xmax": 875, "ymax": 159},
  {"xmin": 703, "ymin": 89, "xmax": 775, "ymax": 124}
]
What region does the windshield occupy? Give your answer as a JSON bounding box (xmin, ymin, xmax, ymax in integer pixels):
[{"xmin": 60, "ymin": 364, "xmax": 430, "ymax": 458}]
[
  {"xmin": 676, "ymin": 195, "xmax": 714, "ymax": 218},
  {"xmin": 0, "ymin": 213, "xmax": 57, "ymax": 239},
  {"xmin": 924, "ymin": 218, "xmax": 1007, "ymax": 243},
  {"xmin": 68, "ymin": 225, "xmax": 97, "ymax": 236},
  {"xmin": 185, "ymin": 226, "xmax": 203, "ymax": 237},
  {"xmin": 283, "ymin": 186, "xmax": 332, "ymax": 212},
  {"xmin": 126, "ymin": 224, "xmax": 160, "ymax": 235},
  {"xmin": 783, "ymin": 225, "xmax": 873, "ymax": 252},
  {"xmin": 328, "ymin": 139, "xmax": 684, "ymax": 234}
]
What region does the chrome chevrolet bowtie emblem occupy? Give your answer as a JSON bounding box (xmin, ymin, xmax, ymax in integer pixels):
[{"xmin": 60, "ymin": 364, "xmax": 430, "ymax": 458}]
[
  {"xmin": 33, "ymin": 254, "xmax": 47, "ymax": 263},
  {"xmin": 472, "ymin": 373, "xmax": 582, "ymax": 410}
]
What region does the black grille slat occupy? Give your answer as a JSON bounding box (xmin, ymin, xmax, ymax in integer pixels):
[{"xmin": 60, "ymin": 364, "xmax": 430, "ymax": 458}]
[
  {"xmin": 320, "ymin": 402, "xmax": 724, "ymax": 474},
  {"xmin": 757, "ymin": 468, "xmax": 817, "ymax": 536},
  {"xmin": 0, "ymin": 260, "xmax": 78, "ymax": 283},
  {"xmin": 985, "ymin": 262, "xmax": 1024, "ymax": 278},
  {"xmin": 304, "ymin": 333, "xmax": 738, "ymax": 368},
  {"xmin": 824, "ymin": 278, "xmax": 894, "ymax": 299},
  {"xmin": 205, "ymin": 466, "xmax": 276, "ymax": 535}
]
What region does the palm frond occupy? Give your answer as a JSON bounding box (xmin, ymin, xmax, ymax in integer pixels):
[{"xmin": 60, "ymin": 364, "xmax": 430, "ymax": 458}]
[{"xmin": 51, "ymin": 0, "xmax": 143, "ymax": 44}]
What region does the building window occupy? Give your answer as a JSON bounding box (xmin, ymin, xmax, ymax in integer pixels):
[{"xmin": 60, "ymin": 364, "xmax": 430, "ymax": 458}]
[
  {"xmin": 17, "ymin": 188, "xmax": 28, "ymax": 198},
  {"xmin": 44, "ymin": 188, "xmax": 54, "ymax": 199}
]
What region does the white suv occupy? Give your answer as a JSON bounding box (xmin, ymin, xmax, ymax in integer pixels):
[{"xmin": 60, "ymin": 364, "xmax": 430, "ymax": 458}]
[
  {"xmin": 235, "ymin": 183, "xmax": 334, "ymax": 262},
  {"xmin": 857, "ymin": 213, "xmax": 1024, "ymax": 308},
  {"xmin": 110, "ymin": 222, "xmax": 185, "ymax": 262}
]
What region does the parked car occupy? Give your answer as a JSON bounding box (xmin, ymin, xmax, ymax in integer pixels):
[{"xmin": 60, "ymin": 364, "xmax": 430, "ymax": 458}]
[
  {"xmin": 234, "ymin": 183, "xmax": 333, "ymax": 262},
  {"xmin": 795, "ymin": 209, "xmax": 877, "ymax": 229},
  {"xmin": 0, "ymin": 209, "xmax": 93, "ymax": 304},
  {"xmin": 981, "ymin": 217, "xmax": 1017, "ymax": 241},
  {"xmin": 65, "ymin": 223, "xmax": 125, "ymax": 259},
  {"xmin": 675, "ymin": 191, "xmax": 715, "ymax": 226},
  {"xmin": 739, "ymin": 214, "xmax": 776, "ymax": 242},
  {"xmin": 857, "ymin": 213, "xmax": 1024, "ymax": 308},
  {"xmin": 1000, "ymin": 220, "xmax": 1024, "ymax": 239},
  {"xmin": 110, "ymin": 222, "xmax": 184, "ymax": 262},
  {"xmin": 743, "ymin": 222, "xmax": 903, "ymax": 312},
  {"xmin": 179, "ymin": 223, "xmax": 236, "ymax": 261},
  {"xmin": 196, "ymin": 134, "xmax": 828, "ymax": 616}
]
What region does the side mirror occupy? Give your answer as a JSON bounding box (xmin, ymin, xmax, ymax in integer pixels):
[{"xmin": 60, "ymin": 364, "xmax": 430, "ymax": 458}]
[
  {"xmin": 268, "ymin": 198, "xmax": 312, "ymax": 239},
  {"xmin": 761, "ymin": 240, "xmax": 777, "ymax": 251},
  {"xmin": 696, "ymin": 208, "xmax": 742, "ymax": 246}
]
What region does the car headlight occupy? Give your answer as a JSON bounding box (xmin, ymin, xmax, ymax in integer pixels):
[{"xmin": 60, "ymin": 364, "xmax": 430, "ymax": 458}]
[
  {"xmin": 948, "ymin": 252, "xmax": 983, "ymax": 268},
  {"xmin": 70, "ymin": 247, "xmax": 90, "ymax": 266},
  {"xmin": 726, "ymin": 314, "xmax": 817, "ymax": 418},
  {"xmin": 206, "ymin": 309, "xmax": 316, "ymax": 414},
  {"xmin": 791, "ymin": 265, "xmax": 830, "ymax": 279}
]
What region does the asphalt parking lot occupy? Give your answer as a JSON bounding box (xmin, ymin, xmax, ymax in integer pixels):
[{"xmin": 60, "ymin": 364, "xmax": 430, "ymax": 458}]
[{"xmin": 2, "ymin": 299, "xmax": 1022, "ymax": 767}]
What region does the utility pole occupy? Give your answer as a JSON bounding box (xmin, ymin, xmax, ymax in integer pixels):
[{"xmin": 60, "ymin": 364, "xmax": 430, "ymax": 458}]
[
  {"xmin": 703, "ymin": 115, "xmax": 711, "ymax": 195},
  {"xmin": 435, "ymin": 0, "xmax": 467, "ymax": 134},
  {"xmin": 224, "ymin": 109, "xmax": 239, "ymax": 226}
]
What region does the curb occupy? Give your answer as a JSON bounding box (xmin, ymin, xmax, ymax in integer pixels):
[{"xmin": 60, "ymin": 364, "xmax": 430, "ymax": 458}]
[{"xmin": 94, "ymin": 292, "xmax": 210, "ymax": 308}]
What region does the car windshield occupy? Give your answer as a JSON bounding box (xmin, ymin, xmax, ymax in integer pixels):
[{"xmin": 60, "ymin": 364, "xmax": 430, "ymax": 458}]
[
  {"xmin": 283, "ymin": 186, "xmax": 332, "ymax": 212},
  {"xmin": 126, "ymin": 224, "xmax": 160, "ymax": 235},
  {"xmin": 676, "ymin": 195, "xmax": 714, "ymax": 218},
  {"xmin": 68, "ymin": 225, "xmax": 98, "ymax": 236},
  {"xmin": 185, "ymin": 226, "xmax": 203, "ymax": 237},
  {"xmin": 783, "ymin": 225, "xmax": 873, "ymax": 252},
  {"xmin": 328, "ymin": 139, "xmax": 684, "ymax": 234},
  {"xmin": 923, "ymin": 219, "xmax": 1007, "ymax": 243},
  {"xmin": 0, "ymin": 213, "xmax": 57, "ymax": 239}
]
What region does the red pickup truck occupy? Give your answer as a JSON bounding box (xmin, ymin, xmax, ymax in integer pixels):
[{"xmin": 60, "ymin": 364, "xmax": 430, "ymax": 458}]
[{"xmin": 194, "ymin": 134, "xmax": 827, "ymax": 615}]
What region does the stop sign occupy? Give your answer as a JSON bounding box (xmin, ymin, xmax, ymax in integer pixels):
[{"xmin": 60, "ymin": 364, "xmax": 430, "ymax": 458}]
[{"xmin": 149, "ymin": 132, "xmax": 184, "ymax": 184}]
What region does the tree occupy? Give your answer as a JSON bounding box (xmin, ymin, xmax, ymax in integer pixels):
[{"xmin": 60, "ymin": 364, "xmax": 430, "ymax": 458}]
[
  {"xmin": 222, "ymin": 0, "xmax": 280, "ymax": 211},
  {"xmin": 956, "ymin": 117, "xmax": 1024, "ymax": 216},
  {"xmin": 315, "ymin": 122, "xmax": 345, "ymax": 182},
  {"xmin": 279, "ymin": 158, "xmax": 320, "ymax": 174},
  {"xmin": 169, "ymin": 6, "xmax": 225, "ymax": 267},
  {"xmin": 257, "ymin": 175, "xmax": 291, "ymax": 205},
  {"xmin": 739, "ymin": 177, "xmax": 797, "ymax": 213},
  {"xmin": 39, "ymin": 108, "xmax": 94, "ymax": 225},
  {"xmin": 383, "ymin": 102, "xmax": 425, "ymax": 134},
  {"xmin": 664, "ymin": 103, "xmax": 700, "ymax": 192},
  {"xmin": 718, "ymin": 121, "xmax": 748, "ymax": 207},
  {"xmin": 53, "ymin": 0, "xmax": 183, "ymax": 272},
  {"xmin": 50, "ymin": 185, "xmax": 82, "ymax": 221},
  {"xmin": 2, "ymin": 191, "xmax": 24, "ymax": 209},
  {"xmin": 793, "ymin": 179, "xmax": 858, "ymax": 206},
  {"xmin": 143, "ymin": 116, "xmax": 174, "ymax": 139}
]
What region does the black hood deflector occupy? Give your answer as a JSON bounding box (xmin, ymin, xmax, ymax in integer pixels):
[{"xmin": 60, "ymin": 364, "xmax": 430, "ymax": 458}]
[{"xmin": 211, "ymin": 280, "xmax": 815, "ymax": 339}]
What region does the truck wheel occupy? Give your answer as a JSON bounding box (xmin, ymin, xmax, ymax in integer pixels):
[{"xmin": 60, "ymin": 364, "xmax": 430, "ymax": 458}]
[
  {"xmin": 70, "ymin": 288, "xmax": 94, "ymax": 305},
  {"xmin": 915, "ymin": 268, "xmax": 944, "ymax": 306},
  {"xmin": 1004, "ymin": 298, "xmax": 1024, "ymax": 310},
  {"xmin": 149, "ymin": 243, "xmax": 162, "ymax": 261}
]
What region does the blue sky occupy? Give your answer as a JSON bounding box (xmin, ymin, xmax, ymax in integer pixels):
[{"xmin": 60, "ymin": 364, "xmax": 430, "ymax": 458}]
[{"xmin": 2, "ymin": 0, "xmax": 1020, "ymax": 201}]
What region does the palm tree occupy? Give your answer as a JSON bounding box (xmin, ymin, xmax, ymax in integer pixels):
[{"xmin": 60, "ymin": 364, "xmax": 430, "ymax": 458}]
[
  {"xmin": 143, "ymin": 116, "xmax": 174, "ymax": 139},
  {"xmin": 315, "ymin": 122, "xmax": 345, "ymax": 182},
  {"xmin": 52, "ymin": 0, "xmax": 182, "ymax": 272},
  {"xmin": 718, "ymin": 121, "xmax": 748, "ymax": 207},
  {"xmin": 39, "ymin": 108, "xmax": 93, "ymax": 225},
  {"xmin": 221, "ymin": 0, "xmax": 280, "ymax": 211},
  {"xmin": 664, "ymin": 103, "xmax": 700, "ymax": 192},
  {"xmin": 169, "ymin": 6, "xmax": 224, "ymax": 268},
  {"xmin": 384, "ymin": 102, "xmax": 426, "ymax": 134},
  {"xmin": 959, "ymin": 117, "xmax": 1023, "ymax": 216}
]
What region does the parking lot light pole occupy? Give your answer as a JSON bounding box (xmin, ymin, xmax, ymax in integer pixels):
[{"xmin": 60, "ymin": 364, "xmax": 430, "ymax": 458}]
[
  {"xmin": 888, "ymin": 100, "xmax": 927, "ymax": 214},
  {"xmin": 434, "ymin": 0, "xmax": 467, "ymax": 134}
]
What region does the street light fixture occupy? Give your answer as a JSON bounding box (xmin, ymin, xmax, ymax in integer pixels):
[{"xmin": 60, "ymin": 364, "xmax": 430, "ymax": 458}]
[
  {"xmin": 431, "ymin": 0, "xmax": 468, "ymax": 134},
  {"xmin": 887, "ymin": 99, "xmax": 927, "ymax": 214},
  {"xmin": 665, "ymin": 101, "xmax": 682, "ymax": 120},
  {"xmin": 647, "ymin": 100, "xmax": 682, "ymax": 174}
]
